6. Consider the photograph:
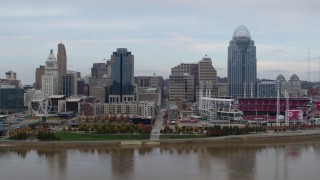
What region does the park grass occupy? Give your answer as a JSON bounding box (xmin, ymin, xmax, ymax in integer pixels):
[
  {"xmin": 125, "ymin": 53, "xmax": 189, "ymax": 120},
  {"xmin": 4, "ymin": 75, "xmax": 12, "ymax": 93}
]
[
  {"xmin": 55, "ymin": 131, "xmax": 150, "ymax": 141},
  {"xmin": 160, "ymin": 134, "xmax": 208, "ymax": 139}
]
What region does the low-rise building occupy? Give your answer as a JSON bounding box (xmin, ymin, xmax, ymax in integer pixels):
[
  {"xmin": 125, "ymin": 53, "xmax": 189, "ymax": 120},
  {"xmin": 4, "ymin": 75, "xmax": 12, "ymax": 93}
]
[{"xmin": 139, "ymin": 101, "xmax": 156, "ymax": 117}]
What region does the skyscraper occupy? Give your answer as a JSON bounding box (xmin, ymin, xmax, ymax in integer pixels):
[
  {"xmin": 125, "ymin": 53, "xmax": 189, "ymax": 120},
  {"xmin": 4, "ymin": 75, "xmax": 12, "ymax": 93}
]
[
  {"xmin": 169, "ymin": 74, "xmax": 194, "ymax": 101},
  {"xmin": 57, "ymin": 43, "xmax": 67, "ymax": 95},
  {"xmin": 63, "ymin": 71, "xmax": 78, "ymax": 97},
  {"xmin": 91, "ymin": 63, "xmax": 108, "ymax": 78},
  {"xmin": 109, "ymin": 48, "xmax": 135, "ymax": 103},
  {"xmin": 34, "ymin": 65, "xmax": 45, "ymax": 89},
  {"xmin": 228, "ymin": 25, "xmax": 257, "ymax": 98},
  {"xmin": 169, "ymin": 56, "xmax": 218, "ymax": 102},
  {"xmin": 42, "ymin": 50, "xmax": 58, "ymax": 95},
  {"xmin": 198, "ymin": 57, "xmax": 218, "ymax": 100}
]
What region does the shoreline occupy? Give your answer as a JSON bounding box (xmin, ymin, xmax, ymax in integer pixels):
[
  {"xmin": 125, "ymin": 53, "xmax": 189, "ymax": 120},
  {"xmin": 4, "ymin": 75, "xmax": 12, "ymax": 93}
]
[{"xmin": 1, "ymin": 130, "xmax": 320, "ymax": 148}]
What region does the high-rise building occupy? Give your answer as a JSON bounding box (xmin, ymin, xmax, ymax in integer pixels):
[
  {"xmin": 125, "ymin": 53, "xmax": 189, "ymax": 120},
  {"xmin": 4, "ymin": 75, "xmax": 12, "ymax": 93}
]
[
  {"xmin": 91, "ymin": 63, "xmax": 109, "ymax": 78},
  {"xmin": 169, "ymin": 74, "xmax": 194, "ymax": 101},
  {"xmin": 42, "ymin": 50, "xmax": 58, "ymax": 95},
  {"xmin": 5, "ymin": 70, "xmax": 16, "ymax": 80},
  {"xmin": 62, "ymin": 71, "xmax": 78, "ymax": 97},
  {"xmin": 4, "ymin": 70, "xmax": 20, "ymax": 88},
  {"xmin": 0, "ymin": 84, "xmax": 24, "ymax": 114},
  {"xmin": 276, "ymin": 74, "xmax": 287, "ymax": 97},
  {"xmin": 170, "ymin": 56, "xmax": 218, "ymax": 102},
  {"xmin": 57, "ymin": 43, "xmax": 67, "ymax": 95},
  {"xmin": 228, "ymin": 25, "xmax": 257, "ymax": 98},
  {"xmin": 288, "ymin": 74, "xmax": 301, "ymax": 97},
  {"xmin": 171, "ymin": 63, "xmax": 198, "ymax": 101},
  {"xmin": 197, "ymin": 57, "xmax": 218, "ymax": 100},
  {"xmin": 91, "ymin": 85, "xmax": 107, "ymax": 103},
  {"xmin": 109, "ymin": 48, "xmax": 135, "ymax": 103},
  {"xmin": 257, "ymin": 81, "xmax": 277, "ymax": 97},
  {"xmin": 34, "ymin": 65, "xmax": 45, "ymax": 89}
]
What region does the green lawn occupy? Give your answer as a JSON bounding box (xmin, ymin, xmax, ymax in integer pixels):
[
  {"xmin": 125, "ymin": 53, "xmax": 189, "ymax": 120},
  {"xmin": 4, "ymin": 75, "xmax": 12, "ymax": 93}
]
[
  {"xmin": 55, "ymin": 131, "xmax": 150, "ymax": 141},
  {"xmin": 160, "ymin": 134, "xmax": 208, "ymax": 139}
]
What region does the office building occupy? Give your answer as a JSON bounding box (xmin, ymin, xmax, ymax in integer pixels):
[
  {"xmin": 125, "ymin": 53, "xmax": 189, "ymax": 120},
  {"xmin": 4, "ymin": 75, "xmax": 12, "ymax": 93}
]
[
  {"xmin": 217, "ymin": 83, "xmax": 229, "ymax": 97},
  {"xmin": 3, "ymin": 71, "xmax": 20, "ymax": 88},
  {"xmin": 197, "ymin": 57, "xmax": 218, "ymax": 100},
  {"xmin": 276, "ymin": 74, "xmax": 287, "ymax": 97},
  {"xmin": 91, "ymin": 85, "xmax": 107, "ymax": 103},
  {"xmin": 135, "ymin": 74, "xmax": 164, "ymax": 106},
  {"xmin": 42, "ymin": 50, "xmax": 59, "ymax": 95},
  {"xmin": 88, "ymin": 77, "xmax": 111, "ymax": 96},
  {"xmin": 139, "ymin": 101, "xmax": 156, "ymax": 117},
  {"xmin": 257, "ymin": 81, "xmax": 277, "ymax": 98},
  {"xmin": 136, "ymin": 88, "xmax": 161, "ymax": 107},
  {"xmin": 109, "ymin": 48, "xmax": 135, "ymax": 103},
  {"xmin": 288, "ymin": 74, "xmax": 301, "ymax": 97},
  {"xmin": 57, "ymin": 43, "xmax": 67, "ymax": 94},
  {"xmin": 62, "ymin": 71, "xmax": 78, "ymax": 97},
  {"xmin": 5, "ymin": 70, "xmax": 16, "ymax": 80},
  {"xmin": 91, "ymin": 63, "xmax": 109, "ymax": 78},
  {"xmin": 0, "ymin": 84, "xmax": 24, "ymax": 114},
  {"xmin": 34, "ymin": 65, "xmax": 45, "ymax": 89},
  {"xmin": 228, "ymin": 25, "xmax": 257, "ymax": 98},
  {"xmin": 170, "ymin": 56, "xmax": 218, "ymax": 102},
  {"xmin": 169, "ymin": 74, "xmax": 194, "ymax": 101}
]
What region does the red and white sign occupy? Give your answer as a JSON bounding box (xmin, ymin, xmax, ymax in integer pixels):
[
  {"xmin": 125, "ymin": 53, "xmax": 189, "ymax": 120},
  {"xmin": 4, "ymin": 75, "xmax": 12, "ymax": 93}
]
[
  {"xmin": 286, "ymin": 110, "xmax": 303, "ymax": 121},
  {"xmin": 316, "ymin": 102, "xmax": 320, "ymax": 110}
]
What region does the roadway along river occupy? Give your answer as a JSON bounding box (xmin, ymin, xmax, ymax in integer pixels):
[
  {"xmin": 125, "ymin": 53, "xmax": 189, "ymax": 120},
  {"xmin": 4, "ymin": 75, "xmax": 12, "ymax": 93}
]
[{"xmin": 1, "ymin": 141, "xmax": 320, "ymax": 180}]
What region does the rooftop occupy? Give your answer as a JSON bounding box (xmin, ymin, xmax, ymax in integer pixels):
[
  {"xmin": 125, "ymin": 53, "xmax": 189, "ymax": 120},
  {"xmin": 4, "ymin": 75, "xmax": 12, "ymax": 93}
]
[{"xmin": 232, "ymin": 25, "xmax": 251, "ymax": 40}]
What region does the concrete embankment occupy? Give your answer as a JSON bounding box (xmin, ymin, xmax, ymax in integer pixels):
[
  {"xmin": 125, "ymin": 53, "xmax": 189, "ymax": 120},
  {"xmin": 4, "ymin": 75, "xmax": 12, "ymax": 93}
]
[{"xmin": 1, "ymin": 130, "xmax": 320, "ymax": 148}]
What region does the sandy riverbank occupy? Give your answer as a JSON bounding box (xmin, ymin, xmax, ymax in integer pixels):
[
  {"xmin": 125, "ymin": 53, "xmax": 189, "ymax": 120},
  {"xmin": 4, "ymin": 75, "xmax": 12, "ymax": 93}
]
[{"xmin": 1, "ymin": 130, "xmax": 320, "ymax": 148}]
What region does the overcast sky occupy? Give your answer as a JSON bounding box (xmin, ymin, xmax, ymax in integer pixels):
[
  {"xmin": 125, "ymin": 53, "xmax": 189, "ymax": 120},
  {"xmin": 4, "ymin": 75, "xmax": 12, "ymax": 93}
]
[{"xmin": 1, "ymin": 0, "xmax": 320, "ymax": 85}]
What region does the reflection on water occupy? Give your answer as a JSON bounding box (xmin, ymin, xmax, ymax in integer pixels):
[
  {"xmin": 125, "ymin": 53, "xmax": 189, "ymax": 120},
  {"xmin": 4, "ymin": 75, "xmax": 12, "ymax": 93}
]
[{"xmin": 1, "ymin": 142, "xmax": 320, "ymax": 180}]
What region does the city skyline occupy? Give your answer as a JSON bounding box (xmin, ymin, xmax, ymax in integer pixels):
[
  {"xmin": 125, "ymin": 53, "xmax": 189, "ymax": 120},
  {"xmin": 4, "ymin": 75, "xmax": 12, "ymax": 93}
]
[{"xmin": 1, "ymin": 0, "xmax": 320, "ymax": 85}]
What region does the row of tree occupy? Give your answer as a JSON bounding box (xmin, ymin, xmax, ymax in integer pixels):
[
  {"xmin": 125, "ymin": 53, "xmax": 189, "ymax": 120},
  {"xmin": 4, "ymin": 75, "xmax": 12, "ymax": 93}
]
[
  {"xmin": 37, "ymin": 131, "xmax": 60, "ymax": 141},
  {"xmin": 75, "ymin": 122, "xmax": 152, "ymax": 134},
  {"xmin": 207, "ymin": 125, "xmax": 266, "ymax": 137},
  {"xmin": 160, "ymin": 125, "xmax": 203, "ymax": 134},
  {"xmin": 78, "ymin": 114, "xmax": 130, "ymax": 123}
]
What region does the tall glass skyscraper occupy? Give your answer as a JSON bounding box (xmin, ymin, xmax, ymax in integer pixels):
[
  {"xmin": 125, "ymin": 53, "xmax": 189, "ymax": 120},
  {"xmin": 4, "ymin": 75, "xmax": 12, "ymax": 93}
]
[
  {"xmin": 109, "ymin": 48, "xmax": 135, "ymax": 102},
  {"xmin": 228, "ymin": 25, "xmax": 257, "ymax": 98}
]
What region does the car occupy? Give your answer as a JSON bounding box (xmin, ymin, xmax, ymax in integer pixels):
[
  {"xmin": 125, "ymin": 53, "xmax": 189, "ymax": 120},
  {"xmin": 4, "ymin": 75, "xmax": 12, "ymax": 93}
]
[{"xmin": 170, "ymin": 120, "xmax": 176, "ymax": 124}]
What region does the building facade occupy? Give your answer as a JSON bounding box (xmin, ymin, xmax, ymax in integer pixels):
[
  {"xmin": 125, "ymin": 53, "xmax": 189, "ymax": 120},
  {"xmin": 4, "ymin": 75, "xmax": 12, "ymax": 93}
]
[
  {"xmin": 109, "ymin": 48, "xmax": 135, "ymax": 103},
  {"xmin": 228, "ymin": 25, "xmax": 257, "ymax": 98},
  {"xmin": 57, "ymin": 43, "xmax": 67, "ymax": 95},
  {"xmin": 88, "ymin": 77, "xmax": 111, "ymax": 96},
  {"xmin": 42, "ymin": 50, "xmax": 59, "ymax": 96},
  {"xmin": 257, "ymin": 81, "xmax": 277, "ymax": 98},
  {"xmin": 169, "ymin": 74, "xmax": 194, "ymax": 101},
  {"xmin": 197, "ymin": 57, "xmax": 218, "ymax": 100},
  {"xmin": 4, "ymin": 70, "xmax": 20, "ymax": 88},
  {"xmin": 0, "ymin": 84, "xmax": 24, "ymax": 114},
  {"xmin": 91, "ymin": 63, "xmax": 109, "ymax": 78},
  {"xmin": 139, "ymin": 101, "xmax": 156, "ymax": 117},
  {"xmin": 34, "ymin": 65, "xmax": 45, "ymax": 89},
  {"xmin": 63, "ymin": 71, "xmax": 78, "ymax": 97},
  {"xmin": 288, "ymin": 74, "xmax": 301, "ymax": 97},
  {"xmin": 5, "ymin": 70, "xmax": 16, "ymax": 80},
  {"xmin": 276, "ymin": 74, "xmax": 287, "ymax": 97}
]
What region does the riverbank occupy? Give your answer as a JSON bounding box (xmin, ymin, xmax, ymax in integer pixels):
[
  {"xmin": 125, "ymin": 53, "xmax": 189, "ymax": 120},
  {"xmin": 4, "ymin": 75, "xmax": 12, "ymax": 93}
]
[{"xmin": 1, "ymin": 129, "xmax": 320, "ymax": 147}]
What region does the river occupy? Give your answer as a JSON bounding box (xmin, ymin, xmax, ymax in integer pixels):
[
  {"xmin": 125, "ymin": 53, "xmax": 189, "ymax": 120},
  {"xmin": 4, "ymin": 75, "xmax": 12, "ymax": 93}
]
[{"xmin": 1, "ymin": 141, "xmax": 320, "ymax": 180}]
